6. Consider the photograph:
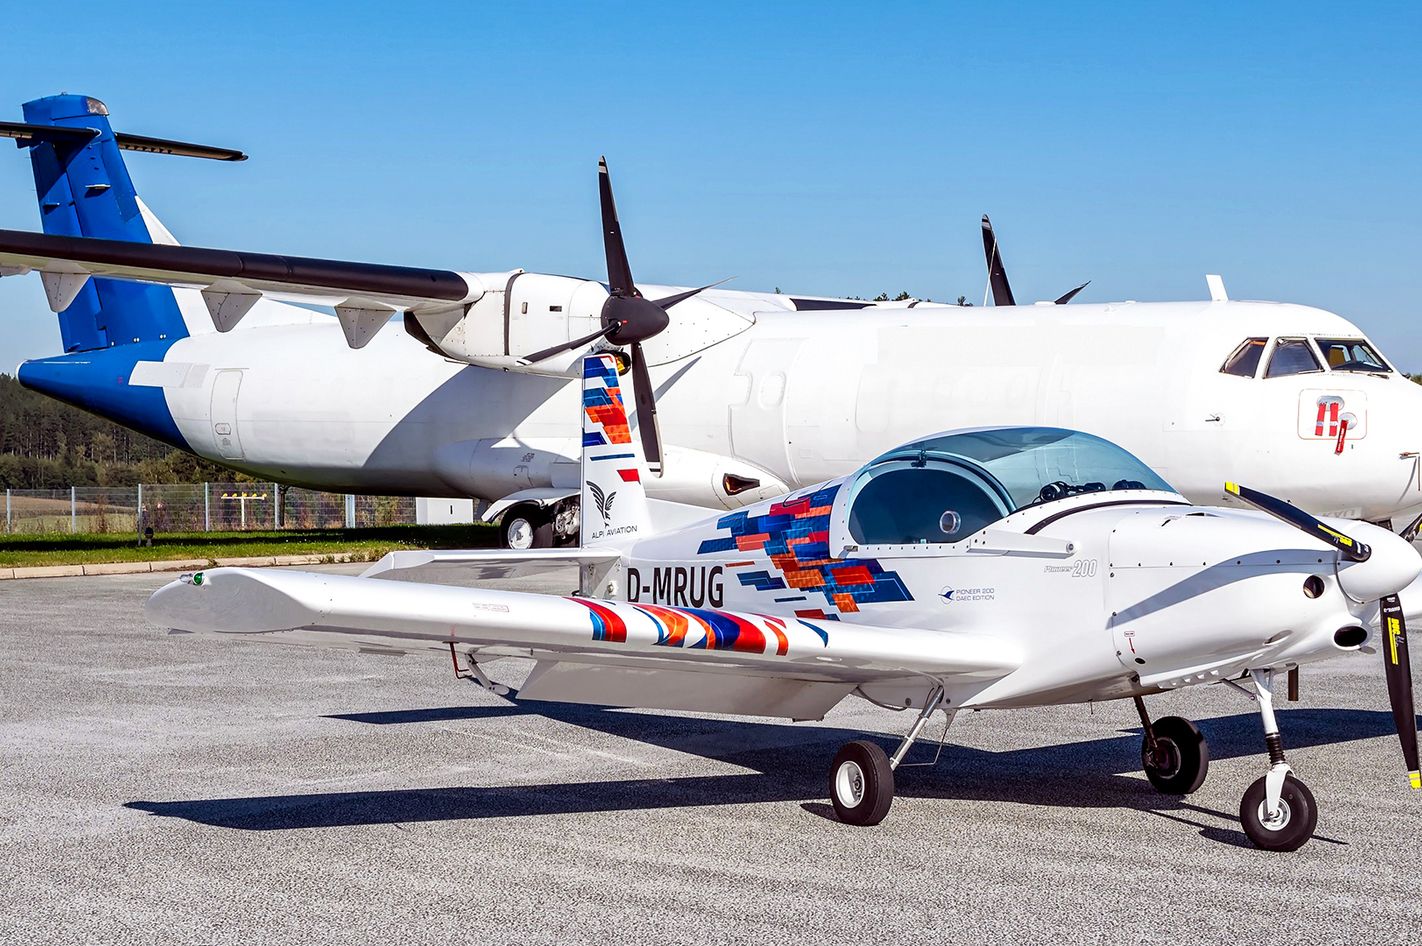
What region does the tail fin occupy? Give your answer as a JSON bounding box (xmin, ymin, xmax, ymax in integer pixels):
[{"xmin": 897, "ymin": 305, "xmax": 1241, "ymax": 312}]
[
  {"xmin": 581, "ymin": 354, "xmax": 650, "ymax": 548},
  {"xmin": 19, "ymin": 94, "xmax": 186, "ymax": 352}
]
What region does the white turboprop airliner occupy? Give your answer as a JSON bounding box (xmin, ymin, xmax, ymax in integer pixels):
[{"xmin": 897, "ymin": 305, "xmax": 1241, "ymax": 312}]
[{"xmin": 4, "ymin": 94, "xmax": 1422, "ymax": 548}]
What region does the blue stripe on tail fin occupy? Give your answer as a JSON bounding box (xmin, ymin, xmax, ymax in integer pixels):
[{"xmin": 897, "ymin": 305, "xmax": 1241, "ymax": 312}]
[{"xmin": 20, "ymin": 94, "xmax": 185, "ymax": 352}]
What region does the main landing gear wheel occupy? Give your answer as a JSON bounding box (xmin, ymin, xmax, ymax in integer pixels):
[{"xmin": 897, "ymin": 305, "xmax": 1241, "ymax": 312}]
[
  {"xmin": 1240, "ymin": 774, "xmax": 1317, "ymax": 851},
  {"xmin": 500, "ymin": 504, "xmax": 553, "ymax": 550},
  {"xmin": 830, "ymin": 740, "xmax": 894, "ymax": 826},
  {"xmin": 1142, "ymin": 716, "xmax": 1209, "ymax": 794}
]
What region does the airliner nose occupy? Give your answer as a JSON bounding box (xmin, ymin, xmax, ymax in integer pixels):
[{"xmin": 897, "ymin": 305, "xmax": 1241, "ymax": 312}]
[{"xmin": 1335, "ymin": 520, "xmax": 1422, "ymax": 603}]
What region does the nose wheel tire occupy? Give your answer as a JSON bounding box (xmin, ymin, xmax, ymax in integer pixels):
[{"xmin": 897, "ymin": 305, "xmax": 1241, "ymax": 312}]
[
  {"xmin": 1142, "ymin": 715, "xmax": 1209, "ymax": 794},
  {"xmin": 1240, "ymin": 774, "xmax": 1317, "ymax": 851},
  {"xmin": 829, "ymin": 740, "xmax": 894, "ymax": 826}
]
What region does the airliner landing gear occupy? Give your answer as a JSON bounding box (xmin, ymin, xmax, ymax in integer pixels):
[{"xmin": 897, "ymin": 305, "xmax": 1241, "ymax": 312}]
[
  {"xmin": 830, "ymin": 686, "xmax": 952, "ymax": 826},
  {"xmin": 1134, "ymin": 697, "xmax": 1209, "ymax": 794},
  {"xmin": 1237, "ymin": 669, "xmax": 1317, "ymax": 851}
]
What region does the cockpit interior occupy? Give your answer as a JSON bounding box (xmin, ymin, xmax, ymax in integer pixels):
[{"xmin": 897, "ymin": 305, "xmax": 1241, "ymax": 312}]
[{"xmin": 846, "ymin": 428, "xmax": 1174, "ymax": 546}]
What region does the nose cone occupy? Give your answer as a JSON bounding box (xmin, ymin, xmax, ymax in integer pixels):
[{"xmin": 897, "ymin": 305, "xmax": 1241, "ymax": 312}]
[{"xmin": 1334, "ymin": 520, "xmax": 1422, "ymax": 603}]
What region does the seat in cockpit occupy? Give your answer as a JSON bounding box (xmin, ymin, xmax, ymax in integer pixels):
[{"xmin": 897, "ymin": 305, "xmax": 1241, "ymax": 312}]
[{"xmin": 848, "ymin": 466, "xmax": 1007, "ymax": 545}]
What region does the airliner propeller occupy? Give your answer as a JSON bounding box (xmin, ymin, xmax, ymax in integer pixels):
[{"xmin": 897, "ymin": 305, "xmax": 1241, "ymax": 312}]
[
  {"xmin": 520, "ymin": 157, "xmax": 725, "ymax": 474},
  {"xmin": 980, "ymin": 214, "xmax": 1089, "ymax": 306},
  {"xmin": 1225, "ymin": 481, "xmax": 1421, "ymax": 790}
]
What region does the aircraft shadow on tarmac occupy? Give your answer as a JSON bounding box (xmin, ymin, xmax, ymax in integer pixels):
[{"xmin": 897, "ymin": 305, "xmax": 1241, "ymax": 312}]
[{"xmin": 125, "ymin": 702, "xmax": 1413, "ymax": 845}]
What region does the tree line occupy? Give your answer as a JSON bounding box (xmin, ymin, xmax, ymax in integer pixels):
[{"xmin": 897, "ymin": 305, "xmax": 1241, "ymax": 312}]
[{"xmin": 0, "ymin": 373, "xmax": 234, "ymax": 489}]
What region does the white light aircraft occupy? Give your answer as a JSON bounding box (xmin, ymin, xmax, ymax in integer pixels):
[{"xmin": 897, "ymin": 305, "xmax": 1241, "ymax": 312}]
[
  {"xmin": 147, "ymin": 353, "xmax": 1422, "ymax": 851},
  {"xmin": 5, "ymin": 94, "xmax": 1422, "ymax": 547}
]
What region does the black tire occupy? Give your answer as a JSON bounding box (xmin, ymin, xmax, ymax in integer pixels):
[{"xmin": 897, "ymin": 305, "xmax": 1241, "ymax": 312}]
[
  {"xmin": 1142, "ymin": 715, "xmax": 1209, "ymax": 794},
  {"xmin": 829, "ymin": 740, "xmax": 894, "ymax": 826},
  {"xmin": 500, "ymin": 504, "xmax": 553, "ymax": 550},
  {"xmin": 1240, "ymin": 774, "xmax": 1318, "ymax": 851}
]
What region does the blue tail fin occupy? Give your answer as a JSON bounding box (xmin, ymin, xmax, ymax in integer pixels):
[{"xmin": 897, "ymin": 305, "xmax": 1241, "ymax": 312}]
[{"xmin": 20, "ymin": 94, "xmax": 186, "ymax": 352}]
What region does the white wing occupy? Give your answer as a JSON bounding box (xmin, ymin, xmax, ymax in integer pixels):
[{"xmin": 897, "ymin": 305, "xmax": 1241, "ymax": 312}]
[{"xmin": 147, "ymin": 567, "xmax": 1020, "ymax": 719}]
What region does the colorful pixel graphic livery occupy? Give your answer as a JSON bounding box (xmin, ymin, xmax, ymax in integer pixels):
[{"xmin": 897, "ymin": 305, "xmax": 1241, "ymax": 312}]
[
  {"xmin": 695, "ymin": 485, "xmax": 912, "ymax": 618},
  {"xmin": 565, "ymin": 598, "xmax": 828, "ymax": 654},
  {"xmin": 581, "ymin": 355, "xmax": 631, "ymax": 446}
]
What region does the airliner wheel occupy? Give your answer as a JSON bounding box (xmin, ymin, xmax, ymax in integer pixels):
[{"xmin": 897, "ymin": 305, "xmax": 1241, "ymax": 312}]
[
  {"xmin": 830, "ymin": 740, "xmax": 894, "ymax": 826},
  {"xmin": 500, "ymin": 504, "xmax": 553, "ymax": 550},
  {"xmin": 1142, "ymin": 716, "xmax": 1209, "ymax": 794}
]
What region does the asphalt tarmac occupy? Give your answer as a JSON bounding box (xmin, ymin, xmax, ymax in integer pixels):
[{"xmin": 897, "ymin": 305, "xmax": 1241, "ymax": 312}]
[{"xmin": 2, "ymin": 565, "xmax": 1420, "ymax": 944}]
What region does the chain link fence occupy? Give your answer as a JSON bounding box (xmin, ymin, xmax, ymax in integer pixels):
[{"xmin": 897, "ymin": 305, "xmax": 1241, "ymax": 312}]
[{"xmin": 3, "ymin": 483, "xmax": 428, "ymax": 534}]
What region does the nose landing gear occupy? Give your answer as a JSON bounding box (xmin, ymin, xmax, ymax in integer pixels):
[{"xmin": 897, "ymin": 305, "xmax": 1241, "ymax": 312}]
[{"xmin": 1236, "ymin": 669, "xmax": 1318, "ymax": 851}]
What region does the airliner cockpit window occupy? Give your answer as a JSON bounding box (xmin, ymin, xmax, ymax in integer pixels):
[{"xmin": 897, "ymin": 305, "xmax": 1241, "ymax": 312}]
[
  {"xmin": 1264, "ymin": 338, "xmax": 1322, "ymax": 378},
  {"xmin": 1315, "ymin": 338, "xmax": 1392, "ymax": 373},
  {"xmin": 1221, "ymin": 338, "xmax": 1268, "ymax": 377}
]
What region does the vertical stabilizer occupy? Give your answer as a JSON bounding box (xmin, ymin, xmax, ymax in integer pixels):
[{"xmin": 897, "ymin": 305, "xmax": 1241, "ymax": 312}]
[
  {"xmin": 19, "ymin": 94, "xmax": 185, "ymax": 352},
  {"xmin": 581, "ymin": 354, "xmax": 651, "ymax": 548}
]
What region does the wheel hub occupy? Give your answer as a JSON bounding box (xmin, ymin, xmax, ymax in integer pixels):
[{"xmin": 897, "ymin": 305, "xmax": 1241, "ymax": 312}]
[
  {"xmin": 1256, "ymin": 798, "xmax": 1293, "ymax": 831},
  {"xmin": 835, "ymin": 760, "xmax": 865, "ymax": 807},
  {"xmin": 507, "ymin": 518, "xmax": 534, "ymax": 550}
]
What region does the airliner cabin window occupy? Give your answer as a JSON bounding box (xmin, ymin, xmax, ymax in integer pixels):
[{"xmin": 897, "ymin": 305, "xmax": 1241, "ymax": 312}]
[
  {"xmin": 1221, "ymin": 338, "xmax": 1268, "ymax": 377},
  {"xmin": 1314, "ymin": 338, "xmax": 1391, "ymax": 373},
  {"xmin": 1264, "ymin": 338, "xmax": 1322, "ymax": 378}
]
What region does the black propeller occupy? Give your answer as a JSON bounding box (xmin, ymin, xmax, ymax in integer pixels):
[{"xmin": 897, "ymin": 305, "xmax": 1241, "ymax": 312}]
[
  {"xmin": 519, "ymin": 157, "xmax": 725, "ymax": 473},
  {"xmin": 1225, "ymin": 481, "xmax": 1419, "ymax": 788},
  {"xmin": 1379, "ymin": 596, "xmax": 1421, "ymax": 790},
  {"xmin": 1224, "ymin": 481, "xmax": 1370, "ymax": 561},
  {"xmin": 980, "ymin": 215, "xmax": 1090, "ymax": 307},
  {"xmin": 980, "ymin": 215, "xmax": 1015, "ymax": 307}
]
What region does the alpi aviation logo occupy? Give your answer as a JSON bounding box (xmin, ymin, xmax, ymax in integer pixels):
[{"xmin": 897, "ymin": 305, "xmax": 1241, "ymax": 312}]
[{"xmin": 588, "ymin": 482, "xmax": 616, "ymax": 524}]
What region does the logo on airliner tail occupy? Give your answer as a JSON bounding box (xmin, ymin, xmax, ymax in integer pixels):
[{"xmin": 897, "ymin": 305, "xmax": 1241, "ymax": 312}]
[{"xmin": 588, "ymin": 481, "xmax": 617, "ymax": 524}]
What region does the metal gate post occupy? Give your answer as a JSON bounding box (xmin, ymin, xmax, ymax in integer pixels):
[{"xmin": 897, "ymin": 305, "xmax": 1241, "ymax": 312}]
[
  {"xmin": 204, "ymin": 482, "xmax": 211, "ymax": 532},
  {"xmin": 5, "ymin": 489, "xmax": 9, "ymax": 534},
  {"xmin": 71, "ymin": 486, "xmax": 76, "ymax": 533},
  {"xmin": 136, "ymin": 483, "xmax": 143, "ymax": 536},
  {"xmin": 345, "ymin": 494, "xmax": 356, "ymax": 529}
]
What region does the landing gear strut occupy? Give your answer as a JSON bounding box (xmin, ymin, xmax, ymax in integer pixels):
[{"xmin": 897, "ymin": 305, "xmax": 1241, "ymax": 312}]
[
  {"xmin": 1237, "ymin": 669, "xmax": 1317, "ymax": 851},
  {"xmin": 1134, "ymin": 696, "xmax": 1209, "ymax": 794},
  {"xmin": 830, "ymin": 686, "xmax": 954, "ymax": 826}
]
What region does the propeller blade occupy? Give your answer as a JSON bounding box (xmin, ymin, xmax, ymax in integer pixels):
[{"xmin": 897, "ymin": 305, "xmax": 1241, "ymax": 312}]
[
  {"xmin": 517, "ymin": 324, "xmax": 616, "ymax": 366},
  {"xmin": 650, "ymin": 276, "xmax": 737, "ymax": 312},
  {"xmin": 1379, "ymin": 594, "xmax": 1421, "ymax": 789},
  {"xmin": 599, "ymin": 157, "xmax": 637, "ymax": 297},
  {"xmin": 1224, "ymin": 482, "xmax": 1371, "ymax": 562},
  {"xmin": 1054, "ymin": 281, "xmax": 1090, "ymax": 305},
  {"xmin": 981, "ymin": 215, "xmax": 1016, "ymax": 307},
  {"xmin": 629, "ymin": 342, "xmax": 663, "ymax": 473}
]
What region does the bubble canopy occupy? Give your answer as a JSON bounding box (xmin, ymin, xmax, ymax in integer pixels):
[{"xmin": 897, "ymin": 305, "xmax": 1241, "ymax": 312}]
[{"xmin": 847, "ymin": 427, "xmax": 1178, "ymax": 545}]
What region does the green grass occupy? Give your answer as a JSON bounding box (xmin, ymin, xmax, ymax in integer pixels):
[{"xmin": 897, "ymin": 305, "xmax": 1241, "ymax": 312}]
[{"xmin": 0, "ymin": 524, "xmax": 499, "ymax": 568}]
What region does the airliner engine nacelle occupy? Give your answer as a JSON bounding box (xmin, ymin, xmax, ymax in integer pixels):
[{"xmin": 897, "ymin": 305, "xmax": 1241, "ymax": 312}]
[{"xmin": 408, "ymin": 271, "xmax": 755, "ymax": 377}]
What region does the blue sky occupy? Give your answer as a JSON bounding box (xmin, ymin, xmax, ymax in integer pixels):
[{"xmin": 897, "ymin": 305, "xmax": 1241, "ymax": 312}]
[{"xmin": 1, "ymin": 2, "xmax": 1419, "ymax": 368}]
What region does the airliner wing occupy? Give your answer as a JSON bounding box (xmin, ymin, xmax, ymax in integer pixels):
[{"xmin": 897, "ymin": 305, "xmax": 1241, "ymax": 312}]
[
  {"xmin": 0, "ymin": 227, "xmax": 480, "ymax": 318},
  {"xmin": 146, "ymin": 567, "xmax": 1020, "ymax": 718}
]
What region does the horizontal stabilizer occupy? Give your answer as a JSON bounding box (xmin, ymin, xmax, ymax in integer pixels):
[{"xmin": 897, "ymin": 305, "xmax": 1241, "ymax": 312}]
[{"xmin": 0, "ymin": 121, "xmax": 247, "ymax": 160}]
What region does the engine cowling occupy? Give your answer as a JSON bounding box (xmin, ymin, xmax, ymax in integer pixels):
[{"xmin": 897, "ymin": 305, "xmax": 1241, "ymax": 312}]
[{"xmin": 409, "ymin": 272, "xmax": 753, "ymax": 375}]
